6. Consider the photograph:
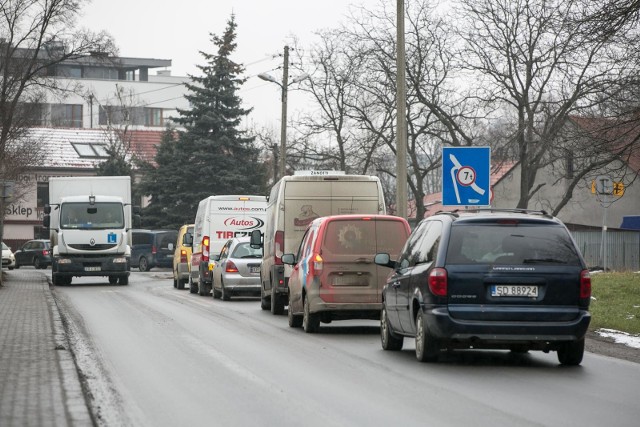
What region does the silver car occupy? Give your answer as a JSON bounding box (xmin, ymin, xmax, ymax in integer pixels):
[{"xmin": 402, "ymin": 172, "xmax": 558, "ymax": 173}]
[
  {"xmin": 211, "ymin": 237, "xmax": 262, "ymax": 301},
  {"xmin": 2, "ymin": 242, "xmax": 16, "ymax": 270}
]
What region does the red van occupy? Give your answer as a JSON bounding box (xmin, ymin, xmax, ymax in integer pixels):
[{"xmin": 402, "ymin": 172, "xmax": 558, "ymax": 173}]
[{"xmin": 282, "ymin": 215, "xmax": 411, "ymax": 333}]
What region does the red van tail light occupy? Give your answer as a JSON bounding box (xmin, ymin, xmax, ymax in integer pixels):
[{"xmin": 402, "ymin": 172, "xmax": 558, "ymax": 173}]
[
  {"xmin": 311, "ymin": 254, "xmax": 323, "ymax": 276},
  {"xmin": 202, "ymin": 236, "xmax": 210, "ymax": 262},
  {"xmin": 226, "ymin": 260, "xmax": 239, "ymax": 273},
  {"xmin": 274, "ymin": 231, "xmax": 284, "ymax": 265},
  {"xmin": 428, "ymin": 268, "xmax": 448, "ymax": 296},
  {"xmin": 180, "ymin": 249, "xmax": 188, "ymax": 263},
  {"xmin": 580, "ymin": 269, "xmax": 591, "ymax": 299}
]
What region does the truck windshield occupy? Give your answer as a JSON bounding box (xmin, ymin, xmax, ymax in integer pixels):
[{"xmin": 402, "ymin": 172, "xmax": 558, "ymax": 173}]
[{"xmin": 60, "ymin": 202, "xmax": 124, "ymax": 230}]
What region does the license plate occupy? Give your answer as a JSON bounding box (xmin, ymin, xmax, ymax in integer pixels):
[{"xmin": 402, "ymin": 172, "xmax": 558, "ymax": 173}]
[
  {"xmin": 85, "ymin": 266, "xmax": 101, "ymax": 272},
  {"xmin": 491, "ymin": 285, "xmax": 538, "ymax": 297},
  {"xmin": 250, "ymin": 266, "xmax": 260, "ymax": 274}
]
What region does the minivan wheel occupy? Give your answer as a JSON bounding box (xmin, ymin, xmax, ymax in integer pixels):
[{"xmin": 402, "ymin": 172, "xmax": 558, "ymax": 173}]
[
  {"xmin": 139, "ymin": 256, "xmax": 149, "ymax": 272},
  {"xmin": 302, "ymin": 297, "xmax": 320, "ymax": 333},
  {"xmin": 288, "ymin": 293, "xmax": 302, "ymax": 328},
  {"xmin": 415, "ymin": 311, "xmax": 439, "ymax": 363},
  {"xmin": 381, "ymin": 306, "xmax": 403, "ymax": 351},
  {"xmin": 34, "ymin": 257, "xmax": 41, "ymax": 269},
  {"xmin": 557, "ymin": 338, "xmax": 585, "ymax": 366}
]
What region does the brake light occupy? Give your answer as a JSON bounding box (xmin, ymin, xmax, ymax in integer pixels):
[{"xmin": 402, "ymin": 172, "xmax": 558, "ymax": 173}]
[
  {"xmin": 428, "ymin": 268, "xmax": 448, "ymax": 296},
  {"xmin": 180, "ymin": 249, "xmax": 187, "ymax": 263},
  {"xmin": 202, "ymin": 236, "xmax": 210, "ymax": 262},
  {"xmin": 311, "ymin": 254, "xmax": 323, "ymax": 275},
  {"xmin": 42, "ymin": 250, "xmax": 49, "ymax": 256},
  {"xmin": 580, "ymin": 270, "xmax": 591, "ymax": 299},
  {"xmin": 274, "ymin": 231, "xmax": 284, "ymax": 265},
  {"xmin": 152, "ymin": 245, "xmax": 157, "ymax": 254},
  {"xmin": 226, "ymin": 260, "xmax": 239, "ymax": 273}
]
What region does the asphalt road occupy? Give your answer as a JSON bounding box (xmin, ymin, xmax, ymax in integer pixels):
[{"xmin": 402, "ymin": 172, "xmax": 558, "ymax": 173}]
[{"xmin": 53, "ymin": 271, "xmax": 640, "ymax": 427}]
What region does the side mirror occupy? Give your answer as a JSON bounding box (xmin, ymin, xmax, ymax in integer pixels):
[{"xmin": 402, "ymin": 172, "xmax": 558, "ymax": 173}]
[
  {"xmin": 183, "ymin": 233, "xmax": 193, "ymax": 246},
  {"xmin": 212, "ymin": 254, "xmax": 220, "ymax": 262},
  {"xmin": 43, "ymin": 215, "xmax": 50, "ymax": 228},
  {"xmin": 374, "ymin": 253, "xmax": 395, "ymax": 269},
  {"xmin": 250, "ymin": 229, "xmax": 263, "ymax": 248},
  {"xmin": 44, "ymin": 205, "xmax": 51, "ymax": 214},
  {"xmin": 281, "ymin": 253, "xmax": 296, "ymax": 265}
]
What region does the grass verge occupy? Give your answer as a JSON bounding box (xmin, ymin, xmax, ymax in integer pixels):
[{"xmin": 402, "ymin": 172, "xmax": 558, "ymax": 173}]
[{"xmin": 589, "ymin": 272, "xmax": 640, "ymax": 335}]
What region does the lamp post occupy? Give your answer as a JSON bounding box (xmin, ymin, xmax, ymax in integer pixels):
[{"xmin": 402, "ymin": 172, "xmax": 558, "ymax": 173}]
[
  {"xmin": 396, "ymin": 0, "xmax": 408, "ymax": 220},
  {"xmin": 259, "ymin": 45, "xmax": 309, "ymax": 181}
]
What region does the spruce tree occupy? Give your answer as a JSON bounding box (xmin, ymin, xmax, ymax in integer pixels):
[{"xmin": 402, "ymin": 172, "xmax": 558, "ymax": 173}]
[{"xmin": 175, "ymin": 14, "xmax": 265, "ymax": 201}]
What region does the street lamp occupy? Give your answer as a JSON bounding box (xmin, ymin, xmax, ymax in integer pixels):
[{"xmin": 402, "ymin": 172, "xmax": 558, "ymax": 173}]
[{"xmin": 259, "ymin": 45, "xmax": 309, "ymax": 181}]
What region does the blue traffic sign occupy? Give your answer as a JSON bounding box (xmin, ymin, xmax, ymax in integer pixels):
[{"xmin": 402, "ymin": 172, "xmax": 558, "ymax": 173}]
[{"xmin": 442, "ymin": 147, "xmax": 491, "ymax": 206}]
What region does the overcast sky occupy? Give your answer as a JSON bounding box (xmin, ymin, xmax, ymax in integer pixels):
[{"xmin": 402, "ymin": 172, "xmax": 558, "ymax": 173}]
[{"xmin": 81, "ymin": 0, "xmax": 384, "ymax": 129}]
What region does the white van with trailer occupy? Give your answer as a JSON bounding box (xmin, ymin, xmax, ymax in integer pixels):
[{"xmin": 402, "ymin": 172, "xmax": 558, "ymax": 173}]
[
  {"xmin": 251, "ymin": 171, "xmax": 386, "ymax": 314},
  {"xmin": 188, "ymin": 195, "xmax": 267, "ymax": 296}
]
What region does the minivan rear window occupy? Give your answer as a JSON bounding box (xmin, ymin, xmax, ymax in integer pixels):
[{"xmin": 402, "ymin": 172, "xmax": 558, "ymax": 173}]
[
  {"xmin": 323, "ymin": 219, "xmax": 407, "ymax": 256},
  {"xmin": 446, "ymin": 223, "xmax": 582, "ymax": 265}
]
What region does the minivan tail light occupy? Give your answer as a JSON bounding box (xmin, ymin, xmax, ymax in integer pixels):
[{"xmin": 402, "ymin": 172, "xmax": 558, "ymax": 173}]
[
  {"xmin": 580, "ymin": 269, "xmax": 591, "ymax": 299},
  {"xmin": 152, "ymin": 245, "xmax": 157, "ymax": 254},
  {"xmin": 43, "ymin": 250, "xmax": 49, "ymax": 256},
  {"xmin": 312, "ymin": 254, "xmax": 323, "ymax": 275},
  {"xmin": 180, "ymin": 249, "xmax": 188, "ymax": 263},
  {"xmin": 202, "ymin": 236, "xmax": 210, "ymax": 262},
  {"xmin": 226, "ymin": 260, "xmax": 239, "ymax": 273},
  {"xmin": 428, "ymin": 268, "xmax": 448, "ymax": 296},
  {"xmin": 274, "ymin": 231, "xmax": 284, "ymax": 265}
]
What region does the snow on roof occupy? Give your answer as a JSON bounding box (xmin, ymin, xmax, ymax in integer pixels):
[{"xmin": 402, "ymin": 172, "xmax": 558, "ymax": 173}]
[{"xmin": 25, "ymin": 127, "xmax": 164, "ymax": 169}]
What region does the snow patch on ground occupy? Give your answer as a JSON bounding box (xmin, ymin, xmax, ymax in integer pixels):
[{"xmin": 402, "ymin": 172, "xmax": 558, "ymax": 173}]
[{"xmin": 597, "ymin": 329, "xmax": 640, "ymax": 349}]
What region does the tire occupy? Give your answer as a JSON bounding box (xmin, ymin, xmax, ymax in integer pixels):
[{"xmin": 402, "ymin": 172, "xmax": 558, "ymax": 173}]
[
  {"xmin": 34, "ymin": 257, "xmax": 41, "ymax": 269},
  {"xmin": 14, "ymin": 260, "xmax": 20, "ymax": 269},
  {"xmin": 302, "ymin": 296, "xmax": 320, "ymax": 333},
  {"xmin": 177, "ymin": 278, "xmax": 186, "ymax": 290},
  {"xmin": 415, "ymin": 311, "xmax": 439, "ymax": 363},
  {"xmin": 198, "ymin": 278, "xmax": 210, "ymax": 296},
  {"xmin": 52, "ymin": 274, "xmax": 62, "ymax": 286},
  {"xmin": 108, "ymin": 276, "xmax": 118, "ymax": 285},
  {"xmin": 557, "ymin": 338, "xmax": 585, "ymax": 366},
  {"xmin": 271, "ymin": 288, "xmax": 285, "ymax": 315},
  {"xmin": 119, "ymin": 276, "xmax": 129, "ymax": 286},
  {"xmin": 63, "ymin": 277, "xmax": 72, "ymax": 286},
  {"xmin": 380, "ymin": 305, "xmax": 403, "ymax": 351},
  {"xmin": 260, "ymin": 286, "xmax": 271, "ymax": 310},
  {"xmin": 189, "ymin": 276, "xmax": 198, "ymax": 294},
  {"xmin": 173, "ymin": 278, "xmax": 177, "ymax": 288},
  {"xmin": 139, "ymin": 256, "xmax": 149, "ymax": 272},
  {"xmin": 212, "ymin": 284, "xmax": 221, "ymax": 299},
  {"xmin": 221, "ymin": 279, "xmax": 231, "ymax": 301},
  {"xmin": 288, "ymin": 292, "xmax": 302, "ymax": 328}
]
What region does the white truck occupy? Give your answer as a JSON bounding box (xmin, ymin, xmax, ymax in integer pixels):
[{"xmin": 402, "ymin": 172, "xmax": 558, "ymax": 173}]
[{"xmin": 44, "ymin": 176, "xmax": 138, "ymax": 286}]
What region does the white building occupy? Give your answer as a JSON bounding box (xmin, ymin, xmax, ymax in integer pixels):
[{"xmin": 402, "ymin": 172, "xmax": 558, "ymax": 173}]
[{"xmin": 3, "ymin": 53, "xmax": 191, "ymax": 250}]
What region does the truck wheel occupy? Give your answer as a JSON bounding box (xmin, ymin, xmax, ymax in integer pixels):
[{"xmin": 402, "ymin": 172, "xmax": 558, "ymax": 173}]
[
  {"xmin": 138, "ymin": 257, "xmax": 149, "ymax": 272},
  {"xmin": 189, "ymin": 276, "xmax": 198, "ymax": 294},
  {"xmin": 108, "ymin": 276, "xmax": 118, "ymax": 285},
  {"xmin": 271, "ymin": 291, "xmax": 285, "ymax": 315},
  {"xmin": 260, "ymin": 285, "xmax": 271, "ymax": 310},
  {"xmin": 177, "ymin": 278, "xmax": 186, "ymax": 290}
]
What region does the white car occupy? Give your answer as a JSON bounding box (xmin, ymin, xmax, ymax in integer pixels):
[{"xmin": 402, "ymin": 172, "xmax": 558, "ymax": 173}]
[{"xmin": 2, "ymin": 242, "xmax": 16, "ymax": 270}]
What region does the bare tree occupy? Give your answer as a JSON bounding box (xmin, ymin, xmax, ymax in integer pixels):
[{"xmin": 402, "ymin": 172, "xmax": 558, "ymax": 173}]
[
  {"xmin": 0, "ymin": 0, "xmax": 115, "ymax": 191},
  {"xmin": 456, "ymin": 0, "xmax": 639, "ymax": 211}
]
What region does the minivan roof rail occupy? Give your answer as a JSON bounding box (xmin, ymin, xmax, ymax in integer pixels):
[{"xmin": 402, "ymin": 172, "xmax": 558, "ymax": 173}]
[{"xmin": 433, "ymin": 208, "xmax": 553, "ymax": 219}]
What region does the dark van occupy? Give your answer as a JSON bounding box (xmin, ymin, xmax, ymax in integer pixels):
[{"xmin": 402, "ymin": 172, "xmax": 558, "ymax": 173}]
[{"xmin": 131, "ymin": 229, "xmax": 178, "ymax": 271}]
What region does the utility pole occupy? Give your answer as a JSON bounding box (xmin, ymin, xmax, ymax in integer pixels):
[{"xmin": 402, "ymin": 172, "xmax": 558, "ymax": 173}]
[
  {"xmin": 0, "ymin": 180, "xmax": 15, "ymax": 287},
  {"xmin": 396, "ymin": 0, "xmax": 408, "ymax": 219},
  {"xmin": 279, "ymin": 45, "xmax": 290, "ymax": 180}
]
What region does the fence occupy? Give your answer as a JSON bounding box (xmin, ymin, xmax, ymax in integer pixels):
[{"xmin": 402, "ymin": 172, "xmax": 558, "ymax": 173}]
[{"xmin": 571, "ymin": 229, "xmax": 640, "ymax": 271}]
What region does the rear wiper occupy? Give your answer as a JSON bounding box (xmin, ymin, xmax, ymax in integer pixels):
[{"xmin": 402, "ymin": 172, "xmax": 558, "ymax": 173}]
[{"xmin": 523, "ymin": 258, "xmax": 565, "ymax": 264}]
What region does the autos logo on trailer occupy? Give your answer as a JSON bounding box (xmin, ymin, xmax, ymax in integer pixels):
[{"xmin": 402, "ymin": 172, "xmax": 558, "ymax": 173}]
[{"xmin": 223, "ymin": 217, "xmax": 264, "ymax": 230}]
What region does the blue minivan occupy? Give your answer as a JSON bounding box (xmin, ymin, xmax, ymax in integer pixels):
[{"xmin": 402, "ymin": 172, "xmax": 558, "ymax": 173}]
[{"xmin": 131, "ymin": 229, "xmax": 178, "ymax": 272}]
